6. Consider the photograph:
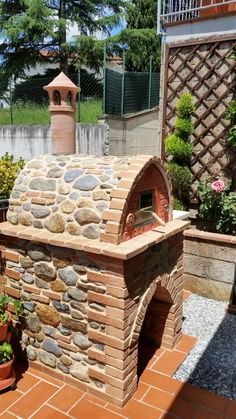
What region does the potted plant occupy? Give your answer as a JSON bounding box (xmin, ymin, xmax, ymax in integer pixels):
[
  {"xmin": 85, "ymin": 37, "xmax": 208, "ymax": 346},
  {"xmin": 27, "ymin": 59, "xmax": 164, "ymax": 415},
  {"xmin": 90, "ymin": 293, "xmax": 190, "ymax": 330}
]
[
  {"xmin": 0, "ymin": 153, "xmax": 24, "ymax": 222},
  {"xmin": 0, "ymin": 342, "xmax": 14, "ymax": 381},
  {"xmin": 0, "ymin": 294, "xmax": 25, "ymax": 342}
]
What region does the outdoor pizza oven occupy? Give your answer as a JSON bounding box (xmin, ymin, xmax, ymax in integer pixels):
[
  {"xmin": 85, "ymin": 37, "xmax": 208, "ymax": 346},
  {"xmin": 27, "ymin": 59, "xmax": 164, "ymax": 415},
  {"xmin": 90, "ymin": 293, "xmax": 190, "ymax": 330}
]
[{"xmin": 0, "ymin": 73, "xmax": 189, "ymax": 408}]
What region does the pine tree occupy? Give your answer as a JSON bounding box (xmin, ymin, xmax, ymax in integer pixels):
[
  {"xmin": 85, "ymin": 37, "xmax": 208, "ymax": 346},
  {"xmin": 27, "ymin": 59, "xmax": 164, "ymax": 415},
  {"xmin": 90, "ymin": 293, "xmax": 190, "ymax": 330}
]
[
  {"xmin": 113, "ymin": 0, "xmax": 161, "ymax": 72},
  {"xmin": 0, "ymin": 0, "xmax": 124, "ymax": 80}
]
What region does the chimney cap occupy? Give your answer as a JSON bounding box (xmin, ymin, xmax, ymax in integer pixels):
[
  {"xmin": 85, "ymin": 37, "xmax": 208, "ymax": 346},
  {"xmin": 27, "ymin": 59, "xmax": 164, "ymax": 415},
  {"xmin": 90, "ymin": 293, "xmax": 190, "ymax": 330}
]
[{"xmin": 43, "ymin": 72, "xmax": 79, "ymax": 92}]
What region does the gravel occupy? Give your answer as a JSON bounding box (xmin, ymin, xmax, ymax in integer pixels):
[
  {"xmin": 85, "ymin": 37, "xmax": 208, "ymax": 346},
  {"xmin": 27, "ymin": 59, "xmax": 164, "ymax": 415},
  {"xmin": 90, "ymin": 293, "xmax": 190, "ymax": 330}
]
[{"xmin": 173, "ymin": 294, "xmax": 236, "ymax": 400}]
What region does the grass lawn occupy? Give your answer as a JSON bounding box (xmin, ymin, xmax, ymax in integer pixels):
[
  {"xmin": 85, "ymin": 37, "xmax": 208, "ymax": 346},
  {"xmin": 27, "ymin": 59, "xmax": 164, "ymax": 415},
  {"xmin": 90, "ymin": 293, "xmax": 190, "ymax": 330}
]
[{"xmin": 0, "ymin": 100, "xmax": 102, "ymax": 125}]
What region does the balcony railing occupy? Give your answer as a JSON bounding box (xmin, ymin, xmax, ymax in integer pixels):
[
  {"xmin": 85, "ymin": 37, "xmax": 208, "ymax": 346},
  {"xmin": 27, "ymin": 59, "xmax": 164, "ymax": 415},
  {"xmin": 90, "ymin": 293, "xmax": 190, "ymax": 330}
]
[{"xmin": 157, "ymin": 0, "xmax": 236, "ymax": 33}]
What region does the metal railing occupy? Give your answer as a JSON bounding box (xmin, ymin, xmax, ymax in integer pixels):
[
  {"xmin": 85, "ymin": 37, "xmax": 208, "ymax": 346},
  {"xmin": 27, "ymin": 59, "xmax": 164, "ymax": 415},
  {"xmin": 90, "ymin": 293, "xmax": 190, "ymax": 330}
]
[{"xmin": 157, "ymin": 0, "xmax": 236, "ymax": 33}]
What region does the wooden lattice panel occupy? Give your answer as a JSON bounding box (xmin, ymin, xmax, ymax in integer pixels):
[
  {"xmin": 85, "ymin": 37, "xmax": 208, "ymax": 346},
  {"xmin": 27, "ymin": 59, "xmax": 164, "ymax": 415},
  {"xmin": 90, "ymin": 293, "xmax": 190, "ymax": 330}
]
[{"xmin": 164, "ymin": 35, "xmax": 236, "ymax": 199}]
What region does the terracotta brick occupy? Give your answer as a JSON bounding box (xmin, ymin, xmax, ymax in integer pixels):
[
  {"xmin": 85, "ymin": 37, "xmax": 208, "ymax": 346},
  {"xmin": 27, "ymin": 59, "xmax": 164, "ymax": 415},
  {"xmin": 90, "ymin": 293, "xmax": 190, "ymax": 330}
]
[
  {"xmin": 42, "ymin": 290, "xmax": 61, "ymax": 301},
  {"xmin": 88, "ymin": 329, "xmax": 129, "ymax": 351},
  {"xmin": 40, "ymin": 192, "xmax": 56, "ymax": 199},
  {"xmin": 105, "ymin": 222, "xmax": 121, "ymax": 235},
  {"xmin": 118, "ymin": 179, "xmax": 134, "ymax": 189},
  {"xmin": 31, "ymin": 197, "xmax": 47, "ymax": 205},
  {"xmin": 106, "ymin": 358, "xmax": 137, "ymax": 380},
  {"xmin": 23, "ymin": 284, "xmax": 40, "ymax": 294},
  {"xmin": 104, "ymin": 345, "xmax": 127, "ymax": 361},
  {"xmin": 102, "ymin": 210, "xmax": 123, "ymax": 222},
  {"xmin": 2, "ymin": 249, "xmax": 19, "ymax": 262},
  {"xmin": 87, "ymin": 270, "xmax": 125, "ymax": 287},
  {"xmin": 58, "ymin": 340, "xmax": 78, "ymax": 352},
  {"xmin": 110, "ymin": 198, "xmax": 127, "ymax": 211},
  {"xmin": 88, "ymin": 308, "xmax": 125, "ymax": 329},
  {"xmin": 107, "ymin": 285, "xmax": 129, "ymax": 299},
  {"xmin": 110, "ymin": 188, "xmax": 129, "ymax": 199},
  {"xmin": 88, "ymin": 290, "xmax": 130, "ymax": 310},
  {"xmin": 26, "ymin": 191, "xmax": 41, "ymax": 197},
  {"xmin": 89, "ymin": 367, "xmax": 134, "ymax": 390},
  {"xmin": 100, "ymin": 232, "xmax": 120, "ymax": 244},
  {"xmin": 5, "ymin": 267, "xmax": 20, "ymax": 281},
  {"xmin": 46, "ymin": 199, "xmax": 56, "ymax": 205},
  {"xmin": 106, "ymin": 325, "xmax": 130, "ymax": 340},
  {"xmin": 31, "ymin": 294, "xmax": 50, "ymax": 304},
  {"xmin": 88, "ymin": 348, "xmax": 106, "ymax": 363},
  {"xmin": 64, "ymin": 375, "xmax": 88, "ymax": 392},
  {"xmin": 55, "ymin": 333, "xmax": 71, "ymax": 343},
  {"xmin": 4, "ymin": 285, "xmax": 20, "ymax": 299}
]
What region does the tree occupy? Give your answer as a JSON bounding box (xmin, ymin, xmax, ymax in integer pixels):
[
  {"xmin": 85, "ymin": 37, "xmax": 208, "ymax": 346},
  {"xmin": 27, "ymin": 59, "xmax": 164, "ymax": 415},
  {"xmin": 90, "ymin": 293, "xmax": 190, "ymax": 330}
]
[
  {"xmin": 112, "ymin": 0, "xmax": 161, "ymax": 72},
  {"xmin": 0, "ymin": 0, "xmax": 124, "ymax": 80}
]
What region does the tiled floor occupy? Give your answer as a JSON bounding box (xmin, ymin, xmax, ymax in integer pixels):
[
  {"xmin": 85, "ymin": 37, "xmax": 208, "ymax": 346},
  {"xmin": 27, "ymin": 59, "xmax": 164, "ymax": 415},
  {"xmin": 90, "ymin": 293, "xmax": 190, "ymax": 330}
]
[{"xmin": 0, "ymin": 333, "xmax": 236, "ymax": 419}]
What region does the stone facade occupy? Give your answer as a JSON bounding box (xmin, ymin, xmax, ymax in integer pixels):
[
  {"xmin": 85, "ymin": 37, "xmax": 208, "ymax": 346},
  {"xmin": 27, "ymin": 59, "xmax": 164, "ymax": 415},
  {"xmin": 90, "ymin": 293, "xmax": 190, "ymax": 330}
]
[{"xmin": 183, "ymin": 229, "xmax": 235, "ymax": 301}]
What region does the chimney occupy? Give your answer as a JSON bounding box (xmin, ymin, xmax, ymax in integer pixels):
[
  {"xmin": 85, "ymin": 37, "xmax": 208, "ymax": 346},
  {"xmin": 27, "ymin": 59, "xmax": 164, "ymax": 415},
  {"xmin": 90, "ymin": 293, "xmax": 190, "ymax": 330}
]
[{"xmin": 44, "ymin": 72, "xmax": 79, "ymax": 155}]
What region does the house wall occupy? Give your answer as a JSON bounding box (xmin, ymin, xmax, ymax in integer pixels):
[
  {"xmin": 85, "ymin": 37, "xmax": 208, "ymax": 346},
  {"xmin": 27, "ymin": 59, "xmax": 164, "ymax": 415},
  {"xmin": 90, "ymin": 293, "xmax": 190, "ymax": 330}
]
[{"xmin": 0, "ymin": 124, "xmax": 108, "ymax": 160}]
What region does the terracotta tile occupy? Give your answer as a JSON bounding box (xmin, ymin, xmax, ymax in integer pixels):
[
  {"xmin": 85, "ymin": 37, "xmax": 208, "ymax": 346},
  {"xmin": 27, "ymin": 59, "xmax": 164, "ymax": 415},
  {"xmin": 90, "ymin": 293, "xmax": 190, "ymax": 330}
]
[
  {"xmin": 168, "ymin": 397, "xmax": 196, "ymax": 418},
  {"xmin": 0, "ymin": 412, "xmax": 16, "ymax": 418},
  {"xmin": 83, "ymin": 394, "xmax": 107, "ymax": 407},
  {"xmin": 70, "ymin": 399, "xmax": 124, "ymax": 418},
  {"xmin": 143, "ymin": 388, "xmax": 177, "ymax": 412},
  {"xmin": 224, "ymin": 400, "xmax": 236, "ymax": 418},
  {"xmin": 194, "ymin": 406, "xmax": 225, "ymax": 419},
  {"xmin": 140, "ymin": 369, "xmax": 184, "ymax": 394},
  {"xmin": 27, "ymin": 368, "xmax": 64, "ymax": 387},
  {"xmin": 9, "ymin": 382, "xmax": 58, "ymax": 418},
  {"xmin": 0, "ymin": 389, "xmax": 22, "ymax": 414},
  {"xmin": 182, "ymin": 290, "xmax": 191, "ymax": 301},
  {"xmin": 121, "ymin": 399, "xmax": 162, "ymax": 419},
  {"xmin": 16, "ymin": 372, "xmax": 39, "ymax": 393},
  {"xmin": 180, "ymin": 383, "xmax": 228, "ymax": 413},
  {"xmin": 31, "ymin": 405, "xmax": 69, "ymax": 419},
  {"xmin": 49, "ymin": 385, "xmax": 84, "ymax": 412},
  {"xmin": 175, "ymin": 335, "xmax": 197, "ymax": 354},
  {"xmin": 133, "ymin": 382, "xmax": 150, "ymax": 401},
  {"xmin": 151, "ymin": 351, "xmax": 187, "ymax": 376}
]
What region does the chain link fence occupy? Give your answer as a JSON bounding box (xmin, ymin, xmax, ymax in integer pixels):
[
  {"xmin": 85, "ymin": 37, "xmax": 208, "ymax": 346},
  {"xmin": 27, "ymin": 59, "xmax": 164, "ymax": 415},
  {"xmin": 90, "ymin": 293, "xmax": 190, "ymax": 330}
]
[
  {"xmin": 0, "ymin": 71, "xmax": 103, "ymax": 125},
  {"xmin": 0, "ymin": 59, "xmax": 160, "ymax": 124}
]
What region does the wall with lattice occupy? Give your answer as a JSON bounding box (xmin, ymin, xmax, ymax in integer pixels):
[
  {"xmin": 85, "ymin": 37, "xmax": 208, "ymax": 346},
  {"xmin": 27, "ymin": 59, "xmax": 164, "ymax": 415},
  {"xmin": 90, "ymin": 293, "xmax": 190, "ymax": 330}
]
[{"xmin": 163, "ymin": 35, "xmax": 236, "ymax": 199}]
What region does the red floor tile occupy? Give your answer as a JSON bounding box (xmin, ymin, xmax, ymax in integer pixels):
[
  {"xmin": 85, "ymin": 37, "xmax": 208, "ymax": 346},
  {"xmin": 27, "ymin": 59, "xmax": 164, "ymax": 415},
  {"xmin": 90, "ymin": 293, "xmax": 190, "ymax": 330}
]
[
  {"xmin": 9, "ymin": 381, "xmax": 59, "ymax": 418},
  {"xmin": 224, "ymin": 400, "xmax": 236, "ymax": 418},
  {"xmin": 83, "ymin": 394, "xmax": 108, "ymax": 407},
  {"xmin": 140, "ymin": 369, "xmax": 184, "ymax": 394},
  {"xmin": 0, "ymin": 389, "xmax": 22, "ymax": 414},
  {"xmin": 175, "ymin": 335, "xmax": 197, "ymax": 354},
  {"xmin": 31, "ymin": 405, "xmax": 70, "ymax": 419},
  {"xmin": 143, "ymin": 387, "xmax": 177, "ymax": 412},
  {"xmin": 151, "ymin": 351, "xmax": 187, "ymax": 376},
  {"xmin": 180, "ymin": 383, "xmax": 228, "ymax": 414},
  {"xmin": 167, "ymin": 397, "xmax": 196, "ymax": 418},
  {"xmin": 120, "ymin": 399, "xmax": 162, "ymax": 419},
  {"xmin": 49, "ymin": 384, "xmax": 84, "ymax": 412},
  {"xmin": 16, "ymin": 372, "xmax": 39, "ymax": 393},
  {"xmin": 27, "ymin": 368, "xmax": 64, "ymax": 387},
  {"xmin": 133, "ymin": 381, "xmax": 150, "ymax": 400},
  {"xmin": 194, "ymin": 406, "xmax": 225, "ymax": 419},
  {"xmin": 0, "ymin": 412, "xmax": 16, "ymax": 418},
  {"xmin": 69, "ymin": 399, "xmax": 125, "ymax": 419}
]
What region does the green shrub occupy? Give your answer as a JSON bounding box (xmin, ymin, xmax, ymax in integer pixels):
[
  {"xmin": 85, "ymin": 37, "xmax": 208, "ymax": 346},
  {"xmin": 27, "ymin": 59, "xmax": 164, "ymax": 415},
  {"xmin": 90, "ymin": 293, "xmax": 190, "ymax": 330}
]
[
  {"xmin": 176, "ymin": 92, "xmax": 195, "ymax": 118},
  {"xmin": 175, "ymin": 117, "xmax": 193, "ymax": 140},
  {"xmin": 0, "ymin": 342, "xmax": 13, "ymax": 364},
  {"xmin": 0, "ymin": 153, "xmax": 24, "ymax": 199},
  {"xmin": 225, "ymin": 100, "xmax": 236, "ymax": 150},
  {"xmin": 167, "ymin": 162, "xmax": 192, "ymax": 199},
  {"xmin": 173, "ymin": 196, "xmax": 185, "ymax": 211},
  {"xmin": 165, "ymin": 134, "xmax": 192, "ymax": 164}
]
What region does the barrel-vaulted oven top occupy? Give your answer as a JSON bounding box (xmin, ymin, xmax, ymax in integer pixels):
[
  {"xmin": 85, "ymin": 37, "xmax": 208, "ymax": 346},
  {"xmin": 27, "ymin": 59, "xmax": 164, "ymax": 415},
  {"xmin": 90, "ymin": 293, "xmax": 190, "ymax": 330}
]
[{"xmin": 7, "ymin": 155, "xmax": 173, "ymax": 245}]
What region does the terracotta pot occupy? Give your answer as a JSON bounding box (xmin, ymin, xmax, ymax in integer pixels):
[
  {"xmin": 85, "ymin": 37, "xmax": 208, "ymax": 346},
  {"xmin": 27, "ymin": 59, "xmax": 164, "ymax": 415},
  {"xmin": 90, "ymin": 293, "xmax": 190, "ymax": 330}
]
[
  {"xmin": 0, "ymin": 312, "xmax": 11, "ymax": 342},
  {"xmin": 0, "ymin": 355, "xmax": 14, "ymax": 381}
]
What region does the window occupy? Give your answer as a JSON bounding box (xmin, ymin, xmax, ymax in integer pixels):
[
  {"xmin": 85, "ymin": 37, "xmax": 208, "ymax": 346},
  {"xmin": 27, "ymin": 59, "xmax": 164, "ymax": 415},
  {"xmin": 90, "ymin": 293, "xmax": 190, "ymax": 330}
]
[
  {"xmin": 140, "ymin": 191, "xmax": 153, "ymax": 210},
  {"xmin": 53, "ymin": 90, "xmax": 61, "ymax": 105}
]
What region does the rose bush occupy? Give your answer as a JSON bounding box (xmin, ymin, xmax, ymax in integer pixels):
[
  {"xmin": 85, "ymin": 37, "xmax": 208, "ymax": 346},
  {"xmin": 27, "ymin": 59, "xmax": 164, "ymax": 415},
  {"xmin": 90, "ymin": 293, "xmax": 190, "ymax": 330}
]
[{"xmin": 198, "ymin": 179, "xmax": 236, "ymax": 234}]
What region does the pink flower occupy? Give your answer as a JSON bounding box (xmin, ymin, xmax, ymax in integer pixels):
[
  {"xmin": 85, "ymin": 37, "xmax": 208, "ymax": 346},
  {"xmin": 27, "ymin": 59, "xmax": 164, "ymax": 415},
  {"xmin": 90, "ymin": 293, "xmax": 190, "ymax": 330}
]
[{"xmin": 211, "ymin": 179, "xmax": 225, "ymax": 192}]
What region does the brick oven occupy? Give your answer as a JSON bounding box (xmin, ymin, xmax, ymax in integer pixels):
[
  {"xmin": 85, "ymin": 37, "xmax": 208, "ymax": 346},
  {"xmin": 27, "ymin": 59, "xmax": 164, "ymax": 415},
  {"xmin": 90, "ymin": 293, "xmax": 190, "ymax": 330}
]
[{"xmin": 0, "ymin": 73, "xmax": 189, "ymax": 407}]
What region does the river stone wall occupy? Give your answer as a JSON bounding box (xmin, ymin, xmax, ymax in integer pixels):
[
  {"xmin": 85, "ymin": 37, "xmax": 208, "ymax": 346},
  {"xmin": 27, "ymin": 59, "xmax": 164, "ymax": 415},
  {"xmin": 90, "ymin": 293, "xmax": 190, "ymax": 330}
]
[{"xmin": 7, "ymin": 155, "xmax": 130, "ymax": 240}]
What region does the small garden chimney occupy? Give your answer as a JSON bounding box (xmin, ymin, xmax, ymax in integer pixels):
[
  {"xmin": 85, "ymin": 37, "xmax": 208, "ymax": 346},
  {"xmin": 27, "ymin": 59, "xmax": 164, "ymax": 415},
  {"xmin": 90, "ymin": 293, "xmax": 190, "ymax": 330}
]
[{"xmin": 44, "ymin": 72, "xmax": 79, "ymax": 155}]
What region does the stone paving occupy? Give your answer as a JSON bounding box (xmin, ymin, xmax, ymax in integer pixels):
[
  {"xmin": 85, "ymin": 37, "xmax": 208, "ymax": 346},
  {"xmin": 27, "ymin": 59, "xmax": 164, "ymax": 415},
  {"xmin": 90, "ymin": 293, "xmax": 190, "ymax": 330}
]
[{"xmin": 1, "ymin": 331, "xmax": 236, "ymax": 419}]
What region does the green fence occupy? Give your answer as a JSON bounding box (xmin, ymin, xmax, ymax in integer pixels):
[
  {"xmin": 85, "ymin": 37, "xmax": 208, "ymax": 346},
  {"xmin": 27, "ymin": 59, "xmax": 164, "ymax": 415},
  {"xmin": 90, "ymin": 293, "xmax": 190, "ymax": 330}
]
[
  {"xmin": 105, "ymin": 69, "xmax": 160, "ymax": 116},
  {"xmin": 0, "ymin": 71, "xmax": 103, "ymax": 125}
]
